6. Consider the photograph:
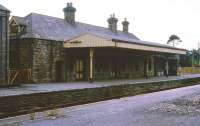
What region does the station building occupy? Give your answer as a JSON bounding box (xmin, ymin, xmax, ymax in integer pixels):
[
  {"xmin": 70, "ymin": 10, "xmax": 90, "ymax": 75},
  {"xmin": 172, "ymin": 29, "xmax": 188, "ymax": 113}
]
[{"xmin": 9, "ymin": 3, "xmax": 186, "ymax": 84}]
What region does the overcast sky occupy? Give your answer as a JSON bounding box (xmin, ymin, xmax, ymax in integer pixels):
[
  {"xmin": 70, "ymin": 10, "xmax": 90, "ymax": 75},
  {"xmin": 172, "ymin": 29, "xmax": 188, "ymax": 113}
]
[{"xmin": 1, "ymin": 0, "xmax": 200, "ymax": 50}]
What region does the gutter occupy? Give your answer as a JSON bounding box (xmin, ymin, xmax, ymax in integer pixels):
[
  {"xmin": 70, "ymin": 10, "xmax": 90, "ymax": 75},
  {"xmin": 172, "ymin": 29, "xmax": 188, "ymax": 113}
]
[{"xmin": 112, "ymin": 39, "xmax": 187, "ymax": 52}]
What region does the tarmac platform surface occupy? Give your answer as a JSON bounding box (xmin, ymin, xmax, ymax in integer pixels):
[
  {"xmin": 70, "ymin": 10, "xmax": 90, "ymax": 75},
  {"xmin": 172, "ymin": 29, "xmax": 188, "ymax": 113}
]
[{"xmin": 1, "ymin": 74, "xmax": 200, "ymax": 97}]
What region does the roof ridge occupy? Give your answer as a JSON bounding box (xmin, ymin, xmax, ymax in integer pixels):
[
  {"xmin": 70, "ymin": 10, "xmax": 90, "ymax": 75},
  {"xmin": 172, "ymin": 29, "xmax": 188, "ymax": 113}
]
[
  {"xmin": 25, "ymin": 12, "xmax": 63, "ymax": 20},
  {"xmin": 77, "ymin": 21, "xmax": 135, "ymax": 36},
  {"xmin": 24, "ymin": 12, "xmax": 138, "ymax": 38},
  {"xmin": 25, "ymin": 12, "xmax": 109, "ymax": 29}
]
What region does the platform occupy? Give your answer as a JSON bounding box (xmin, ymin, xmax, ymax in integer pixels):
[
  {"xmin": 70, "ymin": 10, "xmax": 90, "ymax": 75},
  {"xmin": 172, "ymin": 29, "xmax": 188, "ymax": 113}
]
[
  {"xmin": 1, "ymin": 74, "xmax": 200, "ymax": 97},
  {"xmin": 1, "ymin": 74, "xmax": 200, "ymax": 119}
]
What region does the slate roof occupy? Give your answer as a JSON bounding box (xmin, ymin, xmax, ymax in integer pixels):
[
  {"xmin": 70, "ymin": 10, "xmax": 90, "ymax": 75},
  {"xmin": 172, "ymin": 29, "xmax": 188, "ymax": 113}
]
[
  {"xmin": 0, "ymin": 4, "xmax": 10, "ymax": 11},
  {"xmin": 12, "ymin": 13, "xmax": 185, "ymax": 50},
  {"xmin": 12, "ymin": 16, "xmax": 26, "ymax": 25}
]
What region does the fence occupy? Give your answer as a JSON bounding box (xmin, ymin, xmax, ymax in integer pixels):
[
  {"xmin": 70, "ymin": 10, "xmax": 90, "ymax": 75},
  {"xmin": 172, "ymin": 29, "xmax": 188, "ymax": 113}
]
[
  {"xmin": 9, "ymin": 68, "xmax": 32, "ymax": 85},
  {"xmin": 178, "ymin": 67, "xmax": 200, "ymax": 75}
]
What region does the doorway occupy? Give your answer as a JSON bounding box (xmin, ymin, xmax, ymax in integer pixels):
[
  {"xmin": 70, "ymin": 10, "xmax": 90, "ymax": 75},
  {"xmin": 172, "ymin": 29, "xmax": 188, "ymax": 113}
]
[
  {"xmin": 168, "ymin": 59, "xmax": 177, "ymax": 75},
  {"xmin": 75, "ymin": 59, "xmax": 84, "ymax": 80},
  {"xmin": 55, "ymin": 61, "xmax": 64, "ymax": 82}
]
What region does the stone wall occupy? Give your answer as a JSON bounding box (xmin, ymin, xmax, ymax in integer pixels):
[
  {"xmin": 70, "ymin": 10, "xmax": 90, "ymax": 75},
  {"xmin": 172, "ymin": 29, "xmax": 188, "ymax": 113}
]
[
  {"xmin": 32, "ymin": 39, "xmax": 64, "ymax": 83},
  {"xmin": 9, "ymin": 39, "xmax": 64, "ymax": 84}
]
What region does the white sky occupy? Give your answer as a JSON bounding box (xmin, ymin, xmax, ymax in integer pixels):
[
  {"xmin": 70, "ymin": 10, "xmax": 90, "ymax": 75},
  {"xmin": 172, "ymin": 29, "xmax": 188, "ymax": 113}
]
[{"xmin": 1, "ymin": 0, "xmax": 200, "ymax": 50}]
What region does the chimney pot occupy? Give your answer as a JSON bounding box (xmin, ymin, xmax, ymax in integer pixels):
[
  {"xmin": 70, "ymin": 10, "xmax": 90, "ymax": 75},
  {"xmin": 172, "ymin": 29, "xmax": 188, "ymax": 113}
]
[
  {"xmin": 122, "ymin": 18, "xmax": 129, "ymax": 33},
  {"xmin": 63, "ymin": 2, "xmax": 76, "ymax": 24},
  {"xmin": 107, "ymin": 13, "xmax": 118, "ymax": 32}
]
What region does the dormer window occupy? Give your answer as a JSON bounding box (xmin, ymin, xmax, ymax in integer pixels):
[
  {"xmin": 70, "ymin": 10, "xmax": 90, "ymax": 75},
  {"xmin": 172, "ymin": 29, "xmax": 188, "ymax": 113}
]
[{"xmin": 9, "ymin": 16, "xmax": 26, "ymax": 38}]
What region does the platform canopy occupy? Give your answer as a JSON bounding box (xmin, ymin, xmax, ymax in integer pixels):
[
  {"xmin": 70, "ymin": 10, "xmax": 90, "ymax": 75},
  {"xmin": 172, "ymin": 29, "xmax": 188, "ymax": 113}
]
[{"xmin": 64, "ymin": 33, "xmax": 187, "ymax": 54}]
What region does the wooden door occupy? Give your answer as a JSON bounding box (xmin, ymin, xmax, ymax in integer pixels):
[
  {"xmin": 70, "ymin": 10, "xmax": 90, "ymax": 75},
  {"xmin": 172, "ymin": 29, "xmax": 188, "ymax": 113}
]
[
  {"xmin": 56, "ymin": 61, "xmax": 64, "ymax": 82},
  {"xmin": 75, "ymin": 59, "xmax": 84, "ymax": 80}
]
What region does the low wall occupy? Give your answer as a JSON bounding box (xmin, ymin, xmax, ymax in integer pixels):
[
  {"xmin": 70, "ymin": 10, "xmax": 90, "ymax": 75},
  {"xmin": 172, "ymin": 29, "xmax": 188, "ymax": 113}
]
[{"xmin": 1, "ymin": 77, "xmax": 200, "ymax": 118}]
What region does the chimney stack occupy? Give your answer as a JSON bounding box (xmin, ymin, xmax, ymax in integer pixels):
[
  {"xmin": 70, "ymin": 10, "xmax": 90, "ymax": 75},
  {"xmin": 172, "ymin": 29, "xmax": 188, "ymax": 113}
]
[
  {"xmin": 122, "ymin": 18, "xmax": 129, "ymax": 33},
  {"xmin": 63, "ymin": 2, "xmax": 76, "ymax": 24},
  {"xmin": 107, "ymin": 14, "xmax": 118, "ymax": 32}
]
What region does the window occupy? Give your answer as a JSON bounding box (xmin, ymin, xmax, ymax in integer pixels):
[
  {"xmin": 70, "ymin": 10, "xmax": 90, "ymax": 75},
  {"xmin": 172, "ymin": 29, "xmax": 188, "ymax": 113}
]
[
  {"xmin": 148, "ymin": 59, "xmax": 152, "ymax": 71},
  {"xmin": 135, "ymin": 61, "xmax": 139, "ymax": 71},
  {"xmin": 0, "ymin": 17, "xmax": 2, "ymax": 41}
]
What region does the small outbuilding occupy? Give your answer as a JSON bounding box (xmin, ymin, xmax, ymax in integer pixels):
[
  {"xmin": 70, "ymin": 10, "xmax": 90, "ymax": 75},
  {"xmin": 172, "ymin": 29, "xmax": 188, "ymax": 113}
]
[{"xmin": 0, "ymin": 4, "xmax": 10, "ymax": 85}]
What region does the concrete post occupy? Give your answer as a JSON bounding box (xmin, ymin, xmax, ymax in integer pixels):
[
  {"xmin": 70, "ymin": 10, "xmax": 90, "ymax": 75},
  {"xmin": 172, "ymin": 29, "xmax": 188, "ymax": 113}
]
[
  {"xmin": 89, "ymin": 48, "xmax": 94, "ymax": 83},
  {"xmin": 165, "ymin": 60, "xmax": 169, "ymax": 77},
  {"xmin": 145, "ymin": 59, "xmax": 148, "ymax": 79}
]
